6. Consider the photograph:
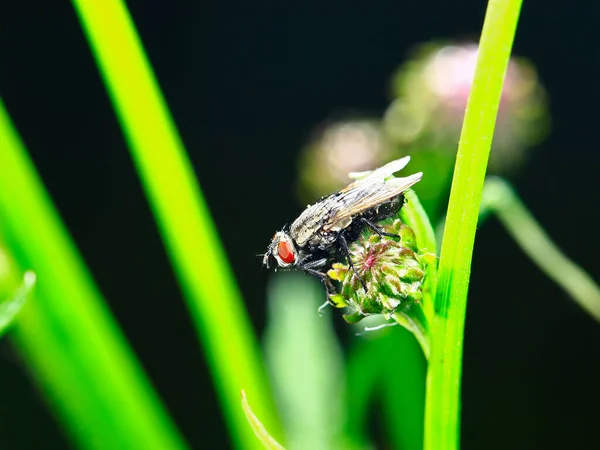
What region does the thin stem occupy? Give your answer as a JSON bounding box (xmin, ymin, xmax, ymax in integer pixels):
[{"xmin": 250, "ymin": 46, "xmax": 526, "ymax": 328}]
[
  {"xmin": 241, "ymin": 391, "xmax": 285, "ymax": 450},
  {"xmin": 424, "ymin": 1, "xmax": 523, "ymax": 449},
  {"xmin": 70, "ymin": 1, "xmax": 282, "ymax": 447},
  {"xmin": 481, "ymin": 177, "xmax": 600, "ymax": 322},
  {"xmin": 392, "ymin": 309, "xmax": 430, "ymax": 359},
  {"xmin": 399, "ymin": 189, "xmax": 438, "ymax": 325}
]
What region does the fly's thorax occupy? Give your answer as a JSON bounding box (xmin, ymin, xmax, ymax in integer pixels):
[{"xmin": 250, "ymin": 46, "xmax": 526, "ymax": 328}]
[
  {"xmin": 289, "ymin": 201, "xmax": 331, "ymax": 247},
  {"xmin": 265, "ymin": 231, "xmax": 299, "ymax": 268},
  {"xmin": 307, "ymin": 229, "xmax": 338, "ymax": 250},
  {"xmin": 374, "ymin": 196, "xmax": 403, "ymax": 221},
  {"xmin": 327, "ymin": 216, "xmax": 353, "ymax": 232}
]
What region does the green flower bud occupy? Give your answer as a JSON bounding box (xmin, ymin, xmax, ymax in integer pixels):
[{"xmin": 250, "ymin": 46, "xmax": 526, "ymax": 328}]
[{"xmin": 327, "ymin": 219, "xmax": 429, "ymax": 323}]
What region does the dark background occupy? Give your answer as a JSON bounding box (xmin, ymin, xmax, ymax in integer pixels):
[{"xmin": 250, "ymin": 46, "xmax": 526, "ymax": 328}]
[{"xmin": 2, "ymin": 1, "xmax": 600, "ymax": 449}]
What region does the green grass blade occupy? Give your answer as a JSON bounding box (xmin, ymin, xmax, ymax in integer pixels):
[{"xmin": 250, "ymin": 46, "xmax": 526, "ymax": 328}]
[
  {"xmin": 391, "ymin": 309, "xmax": 430, "ymax": 359},
  {"xmin": 378, "ymin": 328, "xmax": 426, "ymax": 450},
  {"xmin": 481, "ymin": 177, "xmax": 600, "ymax": 322},
  {"xmin": 0, "ymin": 101, "xmax": 188, "ymax": 449},
  {"xmin": 70, "ymin": 2, "xmax": 282, "ymax": 447},
  {"xmin": 264, "ymin": 273, "xmax": 344, "ymax": 450},
  {"xmin": 241, "ymin": 391, "xmax": 286, "ymax": 450},
  {"xmin": 0, "ymin": 271, "xmax": 35, "ymax": 338},
  {"xmin": 424, "ymin": 1, "xmax": 524, "ymax": 449},
  {"xmin": 342, "ymin": 338, "xmax": 381, "ymax": 450},
  {"xmin": 342, "ymin": 330, "xmax": 427, "ymax": 450}
]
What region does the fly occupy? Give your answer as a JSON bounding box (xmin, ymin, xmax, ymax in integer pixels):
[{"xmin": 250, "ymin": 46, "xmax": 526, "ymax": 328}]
[{"xmin": 262, "ymin": 156, "xmax": 423, "ymax": 299}]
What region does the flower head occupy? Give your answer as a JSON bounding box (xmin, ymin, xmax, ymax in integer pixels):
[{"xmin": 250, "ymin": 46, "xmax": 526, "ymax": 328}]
[
  {"xmin": 296, "ymin": 119, "xmax": 394, "ymax": 202},
  {"xmin": 327, "ymin": 219, "xmax": 429, "ymax": 324},
  {"xmin": 384, "ymin": 41, "xmax": 550, "ymax": 174}
]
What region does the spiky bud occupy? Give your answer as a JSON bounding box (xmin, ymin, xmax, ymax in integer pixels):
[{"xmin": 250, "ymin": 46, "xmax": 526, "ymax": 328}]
[{"xmin": 327, "ymin": 219, "xmax": 430, "ymax": 324}]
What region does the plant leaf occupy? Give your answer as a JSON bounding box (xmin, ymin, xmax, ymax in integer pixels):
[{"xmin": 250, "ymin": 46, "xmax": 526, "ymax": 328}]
[
  {"xmin": 400, "ymin": 189, "xmax": 438, "ymax": 324},
  {"xmin": 71, "ymin": 2, "xmax": 282, "ymax": 445},
  {"xmin": 241, "ymin": 390, "xmax": 285, "ymax": 450},
  {"xmin": 425, "ymin": 0, "xmax": 524, "ymax": 448},
  {"xmin": 480, "ymin": 177, "xmax": 600, "ymax": 323},
  {"xmin": 264, "ymin": 273, "xmax": 345, "ymax": 450},
  {"xmin": 0, "ymin": 271, "xmax": 35, "ymax": 337},
  {"xmin": 0, "ymin": 100, "xmax": 188, "ymax": 450}
]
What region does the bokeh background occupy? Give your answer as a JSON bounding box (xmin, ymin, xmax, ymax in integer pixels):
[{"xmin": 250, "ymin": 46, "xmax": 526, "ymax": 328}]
[{"xmin": 2, "ymin": 1, "xmax": 600, "ymax": 449}]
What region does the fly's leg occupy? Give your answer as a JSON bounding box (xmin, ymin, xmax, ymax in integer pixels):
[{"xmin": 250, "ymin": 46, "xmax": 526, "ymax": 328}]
[
  {"xmin": 360, "ymin": 217, "xmax": 400, "ymax": 239},
  {"xmin": 304, "ymin": 267, "xmax": 339, "ymax": 314},
  {"xmin": 337, "ymin": 234, "xmax": 368, "ymax": 291},
  {"xmin": 302, "ymin": 266, "xmax": 335, "ymax": 295},
  {"xmin": 299, "ymin": 258, "xmax": 338, "ymax": 312}
]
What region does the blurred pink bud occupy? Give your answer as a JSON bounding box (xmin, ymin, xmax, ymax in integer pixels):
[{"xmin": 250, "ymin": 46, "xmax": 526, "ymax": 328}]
[
  {"xmin": 296, "ymin": 119, "xmax": 393, "ymax": 202},
  {"xmin": 384, "ymin": 42, "xmax": 550, "ymax": 174}
]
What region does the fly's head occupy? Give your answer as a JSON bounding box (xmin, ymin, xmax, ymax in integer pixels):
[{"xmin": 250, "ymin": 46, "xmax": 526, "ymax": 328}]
[{"xmin": 263, "ymin": 230, "xmax": 298, "ymax": 269}]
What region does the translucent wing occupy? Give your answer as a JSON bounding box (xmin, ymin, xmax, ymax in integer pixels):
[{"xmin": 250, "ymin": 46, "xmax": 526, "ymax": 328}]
[
  {"xmin": 290, "ymin": 156, "xmax": 421, "ymax": 246},
  {"xmin": 322, "ymin": 158, "xmax": 422, "ymax": 231},
  {"xmin": 345, "ymin": 156, "xmax": 412, "ymax": 183}
]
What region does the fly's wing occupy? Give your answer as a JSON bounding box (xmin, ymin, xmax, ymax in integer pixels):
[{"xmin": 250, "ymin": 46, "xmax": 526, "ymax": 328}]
[
  {"xmin": 289, "ymin": 197, "xmax": 338, "ymax": 247},
  {"xmin": 322, "ymin": 167, "xmax": 422, "ymax": 232},
  {"xmin": 290, "ymin": 156, "xmax": 420, "ymax": 246},
  {"xmin": 346, "ymin": 156, "xmax": 411, "ymax": 182}
]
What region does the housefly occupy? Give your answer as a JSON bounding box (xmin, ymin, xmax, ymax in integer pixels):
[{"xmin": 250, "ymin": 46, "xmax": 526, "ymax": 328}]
[{"xmin": 263, "ymin": 156, "xmax": 423, "ymax": 297}]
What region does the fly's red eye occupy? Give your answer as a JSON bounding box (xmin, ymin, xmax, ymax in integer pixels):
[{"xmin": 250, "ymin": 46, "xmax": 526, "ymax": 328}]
[{"xmin": 277, "ymin": 241, "xmax": 295, "ymax": 264}]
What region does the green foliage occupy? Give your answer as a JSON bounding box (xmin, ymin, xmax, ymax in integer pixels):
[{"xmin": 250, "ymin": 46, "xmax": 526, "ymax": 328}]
[
  {"xmin": 264, "ymin": 273, "xmax": 344, "ymax": 450},
  {"xmin": 0, "ymin": 101, "xmax": 188, "ymax": 449},
  {"xmin": 241, "ymin": 391, "xmax": 285, "ymax": 450},
  {"xmin": 6, "ymin": 2, "xmax": 593, "ymax": 450},
  {"xmin": 71, "ymin": 1, "xmax": 282, "ymax": 448},
  {"xmin": 344, "ymin": 328, "xmax": 427, "ymax": 450},
  {"xmin": 480, "ymin": 177, "xmax": 600, "ymax": 322},
  {"xmin": 425, "ymin": 1, "xmax": 524, "ymax": 449},
  {"xmin": 0, "ymin": 241, "xmax": 34, "ymax": 337},
  {"xmin": 0, "ymin": 270, "xmax": 35, "ymax": 338}
]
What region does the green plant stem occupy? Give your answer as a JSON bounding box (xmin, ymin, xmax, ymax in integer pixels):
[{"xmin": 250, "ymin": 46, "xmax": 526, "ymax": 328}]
[
  {"xmin": 378, "ymin": 328, "xmax": 427, "ymax": 450},
  {"xmin": 424, "ymin": 1, "xmax": 523, "ymax": 449},
  {"xmin": 264, "ymin": 274, "xmax": 344, "ymax": 450},
  {"xmin": 480, "ymin": 177, "xmax": 600, "ymax": 322},
  {"xmin": 0, "ymin": 101, "xmax": 188, "ymax": 449},
  {"xmin": 70, "ymin": 2, "xmax": 281, "ymax": 448},
  {"xmin": 392, "ymin": 309, "xmax": 430, "ymax": 359},
  {"xmin": 241, "ymin": 391, "xmax": 285, "ymax": 450},
  {"xmin": 399, "ymin": 189, "xmax": 438, "ymax": 325}
]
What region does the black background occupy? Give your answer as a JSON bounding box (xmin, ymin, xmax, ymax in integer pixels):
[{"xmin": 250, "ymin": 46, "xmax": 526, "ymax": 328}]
[{"xmin": 2, "ymin": 1, "xmax": 600, "ymax": 449}]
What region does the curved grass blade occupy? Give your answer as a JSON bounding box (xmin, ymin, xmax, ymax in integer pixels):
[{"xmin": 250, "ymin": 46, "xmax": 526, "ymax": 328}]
[
  {"xmin": 70, "ymin": 2, "xmax": 282, "ymax": 447},
  {"xmin": 481, "ymin": 177, "xmax": 600, "ymax": 322},
  {"xmin": 424, "ymin": 1, "xmax": 524, "ymax": 449},
  {"xmin": 0, "ymin": 100, "xmax": 188, "ymax": 450},
  {"xmin": 378, "ymin": 327, "xmax": 426, "ymax": 450},
  {"xmin": 342, "ymin": 338, "xmax": 380, "ymax": 450},
  {"xmin": 344, "ymin": 328, "xmax": 426, "ymax": 450},
  {"xmin": 0, "ymin": 271, "xmax": 36, "ymax": 338},
  {"xmin": 241, "ymin": 390, "xmax": 285, "ymax": 450},
  {"xmin": 264, "ymin": 273, "xmax": 344, "ymax": 450}
]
